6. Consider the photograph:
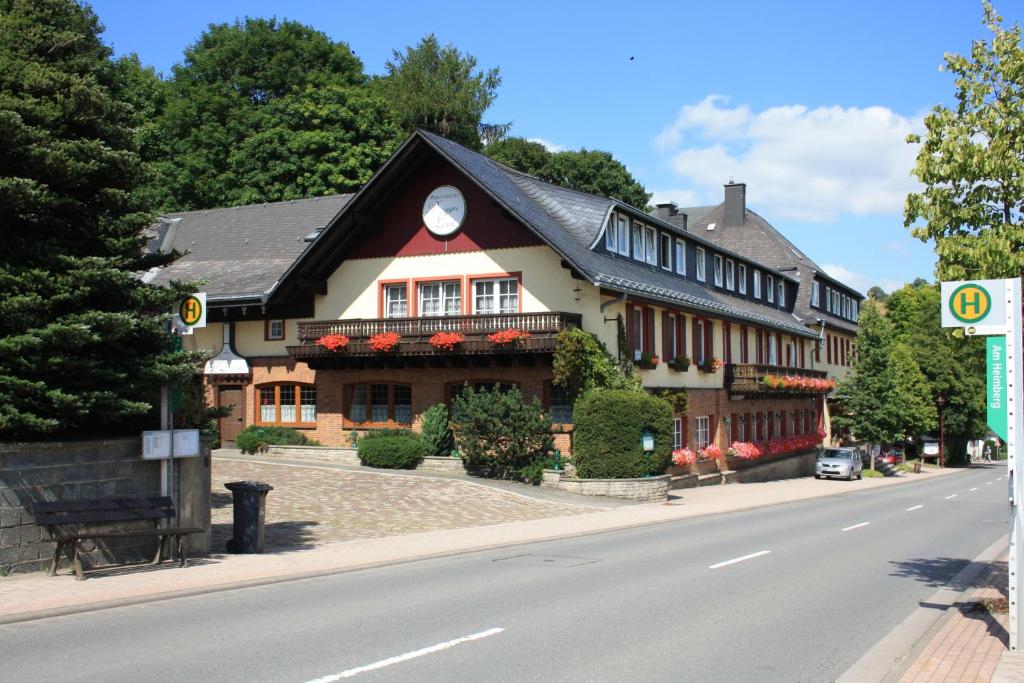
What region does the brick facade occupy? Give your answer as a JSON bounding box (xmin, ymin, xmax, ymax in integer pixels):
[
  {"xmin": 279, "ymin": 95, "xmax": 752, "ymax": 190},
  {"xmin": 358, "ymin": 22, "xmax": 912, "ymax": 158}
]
[{"xmin": 678, "ymin": 388, "xmax": 821, "ymax": 451}]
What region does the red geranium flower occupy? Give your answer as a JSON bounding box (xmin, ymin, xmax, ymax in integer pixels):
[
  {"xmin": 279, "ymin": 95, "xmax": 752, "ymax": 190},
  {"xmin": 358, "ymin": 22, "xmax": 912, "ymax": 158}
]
[
  {"xmin": 369, "ymin": 331, "xmax": 401, "ymax": 352},
  {"xmin": 316, "ymin": 334, "xmax": 349, "ymax": 352},
  {"xmin": 429, "ymin": 331, "xmax": 465, "ymax": 351}
]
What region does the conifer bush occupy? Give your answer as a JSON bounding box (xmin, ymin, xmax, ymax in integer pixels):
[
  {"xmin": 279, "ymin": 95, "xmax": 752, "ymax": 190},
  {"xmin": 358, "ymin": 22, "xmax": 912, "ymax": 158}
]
[{"xmin": 420, "ymin": 403, "xmax": 455, "ymax": 458}]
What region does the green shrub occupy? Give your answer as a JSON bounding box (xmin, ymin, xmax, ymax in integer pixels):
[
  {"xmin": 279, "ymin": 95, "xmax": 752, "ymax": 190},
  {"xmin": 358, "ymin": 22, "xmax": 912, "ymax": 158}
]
[
  {"xmin": 359, "ymin": 428, "xmax": 415, "ymax": 440},
  {"xmin": 572, "ymin": 389, "xmax": 673, "ymax": 478},
  {"xmin": 420, "ymin": 403, "xmax": 455, "ymax": 457},
  {"xmin": 357, "ymin": 432, "xmax": 426, "ymax": 469},
  {"xmin": 452, "ymin": 385, "xmax": 553, "ymax": 481},
  {"xmin": 235, "ymin": 426, "xmax": 314, "ymax": 454}
]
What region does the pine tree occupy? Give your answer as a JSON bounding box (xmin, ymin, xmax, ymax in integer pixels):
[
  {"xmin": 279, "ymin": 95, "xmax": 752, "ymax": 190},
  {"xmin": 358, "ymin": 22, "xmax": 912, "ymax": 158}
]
[{"xmin": 0, "ymin": 0, "xmax": 195, "ymax": 438}]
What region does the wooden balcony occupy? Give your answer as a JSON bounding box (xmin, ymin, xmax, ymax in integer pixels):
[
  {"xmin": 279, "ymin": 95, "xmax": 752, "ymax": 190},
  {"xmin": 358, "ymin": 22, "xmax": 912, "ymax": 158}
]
[
  {"xmin": 288, "ymin": 312, "xmax": 582, "ymax": 368},
  {"xmin": 725, "ymin": 363, "xmax": 832, "ymax": 397}
]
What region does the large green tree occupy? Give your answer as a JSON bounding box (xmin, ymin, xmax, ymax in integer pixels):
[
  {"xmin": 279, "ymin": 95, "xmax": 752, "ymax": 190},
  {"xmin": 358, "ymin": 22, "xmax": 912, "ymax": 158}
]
[
  {"xmin": 382, "ymin": 34, "xmax": 506, "ymax": 150},
  {"xmin": 486, "ymin": 136, "xmax": 652, "ymax": 209},
  {"xmin": 905, "ymin": 2, "xmax": 1024, "ymax": 280},
  {"xmin": 886, "ymin": 283, "xmax": 986, "ymax": 464},
  {"xmin": 151, "ymin": 18, "xmax": 398, "ymax": 209},
  {"xmin": 0, "ymin": 0, "xmax": 195, "ymax": 438}
]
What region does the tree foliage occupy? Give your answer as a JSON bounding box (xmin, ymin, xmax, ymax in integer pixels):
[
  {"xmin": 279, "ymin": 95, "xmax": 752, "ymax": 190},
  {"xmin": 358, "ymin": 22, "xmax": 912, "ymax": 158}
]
[
  {"xmin": 905, "ymin": 2, "xmax": 1024, "ymax": 280},
  {"xmin": 552, "ymin": 328, "xmax": 641, "ymax": 404},
  {"xmin": 487, "ymin": 136, "xmax": 652, "ymax": 209},
  {"xmin": 0, "ymin": 0, "xmax": 196, "ymax": 438},
  {"xmin": 382, "ymin": 34, "xmax": 505, "ymax": 150},
  {"xmin": 150, "ymin": 18, "xmax": 398, "ymax": 209}
]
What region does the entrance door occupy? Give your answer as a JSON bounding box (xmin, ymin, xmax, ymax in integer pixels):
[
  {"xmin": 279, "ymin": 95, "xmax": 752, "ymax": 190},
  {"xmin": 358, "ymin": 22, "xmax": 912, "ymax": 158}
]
[{"xmin": 219, "ymin": 387, "xmax": 245, "ymax": 445}]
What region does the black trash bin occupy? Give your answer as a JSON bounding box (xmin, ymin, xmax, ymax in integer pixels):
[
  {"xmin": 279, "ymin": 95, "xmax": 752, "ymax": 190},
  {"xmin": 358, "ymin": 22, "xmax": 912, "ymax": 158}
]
[{"xmin": 224, "ymin": 481, "xmax": 273, "ymax": 554}]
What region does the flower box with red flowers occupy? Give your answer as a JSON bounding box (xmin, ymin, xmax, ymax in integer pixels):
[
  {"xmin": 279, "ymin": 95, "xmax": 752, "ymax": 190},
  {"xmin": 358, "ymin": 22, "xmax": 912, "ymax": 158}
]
[
  {"xmin": 697, "ymin": 357, "xmax": 723, "ymax": 373},
  {"xmin": 315, "ymin": 334, "xmax": 350, "ymax": 352},
  {"xmin": 672, "ymin": 447, "xmax": 696, "ymax": 466},
  {"xmin": 368, "ymin": 331, "xmax": 401, "ymax": 352},
  {"xmin": 487, "ymin": 328, "xmax": 532, "ymax": 346},
  {"xmin": 699, "ymin": 444, "xmax": 723, "ymax": 461},
  {"xmin": 428, "ymin": 331, "xmax": 465, "ymax": 351},
  {"xmin": 636, "ymin": 352, "xmax": 659, "ymax": 369}
]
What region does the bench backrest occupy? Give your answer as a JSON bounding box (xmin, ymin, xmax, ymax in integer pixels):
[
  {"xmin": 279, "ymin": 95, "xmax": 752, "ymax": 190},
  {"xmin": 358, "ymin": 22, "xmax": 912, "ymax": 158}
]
[{"xmin": 31, "ymin": 497, "xmax": 176, "ymax": 526}]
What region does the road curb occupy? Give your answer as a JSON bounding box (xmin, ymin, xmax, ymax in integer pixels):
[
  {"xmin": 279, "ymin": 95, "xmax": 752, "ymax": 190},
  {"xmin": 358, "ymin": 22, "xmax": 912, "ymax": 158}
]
[
  {"xmin": 0, "ymin": 465, "xmax": 975, "ymax": 626},
  {"xmin": 836, "ymin": 535, "xmax": 1008, "ymax": 683}
]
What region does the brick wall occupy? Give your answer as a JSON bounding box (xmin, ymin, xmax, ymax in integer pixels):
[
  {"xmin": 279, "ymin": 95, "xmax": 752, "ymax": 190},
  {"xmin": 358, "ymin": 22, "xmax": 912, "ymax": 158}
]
[
  {"xmin": 682, "ymin": 389, "xmax": 819, "ymax": 451},
  {"xmin": 0, "ymin": 439, "xmax": 211, "ymax": 575}
]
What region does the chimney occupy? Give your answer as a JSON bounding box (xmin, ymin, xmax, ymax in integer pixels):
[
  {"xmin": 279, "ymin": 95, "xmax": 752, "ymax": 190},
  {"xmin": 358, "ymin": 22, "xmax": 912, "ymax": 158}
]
[
  {"xmin": 654, "ymin": 201, "xmax": 678, "ymax": 222},
  {"xmin": 724, "ymin": 182, "xmax": 746, "ymax": 227}
]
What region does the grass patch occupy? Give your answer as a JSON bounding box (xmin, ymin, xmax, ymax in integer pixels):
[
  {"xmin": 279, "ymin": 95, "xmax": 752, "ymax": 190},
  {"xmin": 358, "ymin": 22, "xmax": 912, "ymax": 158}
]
[{"xmin": 862, "ymin": 469, "xmax": 884, "ymax": 478}]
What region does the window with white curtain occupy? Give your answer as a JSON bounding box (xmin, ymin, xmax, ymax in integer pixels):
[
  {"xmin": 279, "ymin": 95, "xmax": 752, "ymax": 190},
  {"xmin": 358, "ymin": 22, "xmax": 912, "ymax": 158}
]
[
  {"xmin": 384, "ymin": 283, "xmax": 407, "ymax": 318},
  {"xmin": 418, "ymin": 281, "xmax": 461, "ymax": 316},
  {"xmin": 473, "ymin": 278, "xmax": 518, "ymax": 314}
]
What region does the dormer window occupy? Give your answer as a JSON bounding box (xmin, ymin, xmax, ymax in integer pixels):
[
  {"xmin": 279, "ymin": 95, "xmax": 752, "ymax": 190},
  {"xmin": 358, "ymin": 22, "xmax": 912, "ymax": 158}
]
[
  {"xmin": 767, "ymin": 275, "xmax": 775, "ymax": 303},
  {"xmin": 644, "ymin": 226, "xmax": 657, "ymax": 266},
  {"xmin": 616, "ymin": 215, "xmax": 628, "ymax": 254},
  {"xmin": 753, "ymin": 269, "xmax": 761, "ymax": 298},
  {"xmin": 660, "ymin": 233, "xmax": 672, "ymax": 271},
  {"xmin": 714, "ymin": 255, "xmax": 723, "ymax": 287},
  {"xmin": 777, "ymin": 280, "xmax": 786, "ymax": 307},
  {"xmin": 604, "ymin": 215, "xmax": 616, "ymax": 252},
  {"xmin": 811, "ymin": 281, "xmax": 820, "ymax": 307},
  {"xmin": 738, "ymin": 264, "xmax": 747, "ymax": 294},
  {"xmin": 632, "ymin": 222, "xmax": 644, "ymax": 261},
  {"xmin": 825, "ymin": 286, "xmax": 832, "ymax": 312},
  {"xmin": 696, "ymin": 247, "xmax": 706, "ymax": 281},
  {"xmin": 675, "ymin": 239, "xmax": 686, "ymax": 275},
  {"xmin": 725, "ymin": 259, "xmax": 735, "ymax": 291}
]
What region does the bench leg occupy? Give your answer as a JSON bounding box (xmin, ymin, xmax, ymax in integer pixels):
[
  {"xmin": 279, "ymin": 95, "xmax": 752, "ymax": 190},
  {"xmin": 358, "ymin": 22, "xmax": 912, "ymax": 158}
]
[
  {"xmin": 176, "ymin": 535, "xmax": 187, "ymax": 568},
  {"xmin": 72, "ymin": 542, "xmax": 84, "ymax": 581},
  {"xmin": 49, "ymin": 541, "xmax": 64, "ymax": 576},
  {"xmin": 152, "ymin": 536, "xmax": 165, "ymax": 565}
]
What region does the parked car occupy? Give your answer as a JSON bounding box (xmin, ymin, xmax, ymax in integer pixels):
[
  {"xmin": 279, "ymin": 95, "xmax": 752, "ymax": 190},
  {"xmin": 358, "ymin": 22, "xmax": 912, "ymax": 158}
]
[
  {"xmin": 815, "ymin": 447, "xmax": 863, "ymax": 480},
  {"xmin": 880, "ymin": 446, "xmax": 904, "ymax": 465}
]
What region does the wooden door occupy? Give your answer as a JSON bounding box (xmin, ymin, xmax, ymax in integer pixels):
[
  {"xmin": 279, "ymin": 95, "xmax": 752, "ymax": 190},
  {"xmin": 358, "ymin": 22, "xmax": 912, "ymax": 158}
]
[{"xmin": 219, "ymin": 387, "xmax": 245, "ymax": 444}]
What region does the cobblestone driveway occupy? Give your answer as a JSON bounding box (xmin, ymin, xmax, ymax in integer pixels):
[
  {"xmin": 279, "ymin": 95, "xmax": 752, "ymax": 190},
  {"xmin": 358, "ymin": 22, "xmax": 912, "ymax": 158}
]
[{"xmin": 211, "ymin": 459, "xmax": 596, "ymax": 552}]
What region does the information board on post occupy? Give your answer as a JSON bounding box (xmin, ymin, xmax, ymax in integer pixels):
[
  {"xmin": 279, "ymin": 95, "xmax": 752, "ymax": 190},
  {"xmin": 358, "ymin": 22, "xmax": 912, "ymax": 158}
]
[{"xmin": 142, "ymin": 429, "xmax": 201, "ymax": 460}]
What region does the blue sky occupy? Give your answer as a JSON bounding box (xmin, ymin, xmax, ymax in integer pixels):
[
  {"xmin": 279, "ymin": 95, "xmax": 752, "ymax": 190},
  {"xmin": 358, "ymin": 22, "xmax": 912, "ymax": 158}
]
[{"xmin": 90, "ymin": 0, "xmax": 1023, "ymax": 295}]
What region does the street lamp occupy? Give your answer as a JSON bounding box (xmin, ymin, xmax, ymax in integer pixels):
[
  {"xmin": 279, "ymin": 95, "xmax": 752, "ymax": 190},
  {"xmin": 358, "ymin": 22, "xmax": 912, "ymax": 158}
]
[
  {"xmin": 935, "ymin": 393, "xmax": 947, "ymax": 468},
  {"xmin": 641, "ymin": 428, "xmax": 655, "ymax": 477}
]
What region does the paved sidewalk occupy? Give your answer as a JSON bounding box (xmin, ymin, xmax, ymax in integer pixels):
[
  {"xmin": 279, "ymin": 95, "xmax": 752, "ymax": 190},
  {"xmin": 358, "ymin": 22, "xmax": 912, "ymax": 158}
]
[{"xmin": 0, "ymin": 461, "xmax": 958, "ymax": 625}]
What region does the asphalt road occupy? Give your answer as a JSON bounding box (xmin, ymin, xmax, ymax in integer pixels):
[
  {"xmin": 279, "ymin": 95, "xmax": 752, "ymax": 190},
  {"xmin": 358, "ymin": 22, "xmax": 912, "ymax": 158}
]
[{"xmin": 0, "ymin": 465, "xmax": 1008, "ymax": 683}]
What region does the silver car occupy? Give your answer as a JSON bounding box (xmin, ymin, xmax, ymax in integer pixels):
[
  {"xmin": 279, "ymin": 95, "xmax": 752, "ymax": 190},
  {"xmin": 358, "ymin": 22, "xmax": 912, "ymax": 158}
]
[{"xmin": 815, "ymin": 447, "xmax": 863, "ymax": 480}]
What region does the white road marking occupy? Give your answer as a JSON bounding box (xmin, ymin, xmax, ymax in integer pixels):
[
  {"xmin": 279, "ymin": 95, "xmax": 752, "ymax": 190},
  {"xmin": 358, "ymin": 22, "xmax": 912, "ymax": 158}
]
[
  {"xmin": 970, "ymin": 487, "xmax": 978, "ymax": 492},
  {"xmin": 906, "ymin": 505, "xmax": 923, "ymax": 512},
  {"xmin": 305, "ymin": 628, "xmax": 505, "ymax": 681},
  {"xmin": 946, "ymin": 494, "xmax": 957, "ymax": 499},
  {"xmin": 842, "ymin": 522, "xmax": 870, "ymax": 532},
  {"xmin": 987, "ymin": 481, "xmax": 994, "ymax": 485},
  {"xmin": 709, "ymin": 550, "xmax": 771, "ymax": 569},
  {"xmin": 997, "ymin": 477, "xmax": 1004, "ymax": 481}
]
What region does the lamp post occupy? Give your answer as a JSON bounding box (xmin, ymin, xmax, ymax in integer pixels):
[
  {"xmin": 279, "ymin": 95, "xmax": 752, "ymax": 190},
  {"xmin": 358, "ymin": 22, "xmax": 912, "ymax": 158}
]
[{"xmin": 935, "ymin": 393, "xmax": 947, "ymax": 468}]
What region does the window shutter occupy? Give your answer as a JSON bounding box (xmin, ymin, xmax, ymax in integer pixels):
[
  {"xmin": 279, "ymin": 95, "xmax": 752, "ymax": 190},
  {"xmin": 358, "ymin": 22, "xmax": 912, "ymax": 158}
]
[
  {"xmin": 662, "ymin": 311, "xmax": 672, "ymax": 360},
  {"xmin": 677, "ymin": 315, "xmax": 686, "ymax": 357},
  {"xmin": 626, "ymin": 304, "xmax": 635, "ymax": 354},
  {"xmin": 709, "ymin": 414, "xmax": 717, "ymax": 448},
  {"xmin": 682, "ymin": 417, "xmax": 689, "ymax": 448},
  {"xmin": 800, "ymin": 340, "xmax": 806, "ymax": 368},
  {"xmin": 724, "ymin": 323, "xmax": 731, "ymax": 364},
  {"xmin": 644, "ymin": 308, "xmax": 655, "ymax": 354},
  {"xmin": 705, "ymin": 320, "xmax": 714, "ymax": 360},
  {"xmin": 692, "ymin": 318, "xmax": 701, "ymax": 362}
]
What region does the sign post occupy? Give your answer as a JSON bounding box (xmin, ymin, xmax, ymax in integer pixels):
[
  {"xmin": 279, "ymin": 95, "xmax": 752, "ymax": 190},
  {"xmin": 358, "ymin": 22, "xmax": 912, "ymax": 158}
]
[{"xmin": 942, "ymin": 278, "xmax": 1024, "ymax": 650}]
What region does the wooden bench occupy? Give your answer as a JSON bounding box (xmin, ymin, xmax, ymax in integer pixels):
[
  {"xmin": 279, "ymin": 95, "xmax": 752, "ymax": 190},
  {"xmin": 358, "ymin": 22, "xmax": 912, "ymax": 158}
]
[{"xmin": 30, "ymin": 497, "xmax": 203, "ymax": 580}]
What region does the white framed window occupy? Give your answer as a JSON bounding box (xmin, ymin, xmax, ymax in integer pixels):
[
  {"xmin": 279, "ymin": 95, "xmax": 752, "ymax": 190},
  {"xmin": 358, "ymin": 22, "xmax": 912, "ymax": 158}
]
[
  {"xmin": 811, "ymin": 281, "xmax": 820, "ymax": 307},
  {"xmin": 645, "ymin": 226, "xmax": 657, "ymax": 266},
  {"xmin": 767, "ymin": 275, "xmax": 775, "ymax": 303},
  {"xmin": 632, "ymin": 222, "xmax": 644, "ymax": 261},
  {"xmin": 696, "ymin": 247, "xmax": 706, "ymax": 282},
  {"xmin": 605, "ymin": 215, "xmax": 617, "ymax": 251},
  {"xmin": 695, "ymin": 416, "xmax": 710, "ymax": 451},
  {"xmin": 852, "ymin": 299, "xmax": 858, "ymax": 319},
  {"xmin": 384, "ymin": 283, "xmax": 407, "ymax": 318},
  {"xmin": 825, "ymin": 286, "xmax": 832, "ymax": 312},
  {"xmin": 725, "ymin": 259, "xmax": 735, "ymax": 291},
  {"xmin": 778, "ymin": 280, "xmax": 786, "ymax": 307},
  {"xmin": 674, "ymin": 239, "xmax": 686, "ymax": 275},
  {"xmin": 714, "ymin": 255, "xmax": 724, "ymax": 287},
  {"xmin": 266, "ymin": 319, "xmax": 285, "ymax": 341},
  {"xmin": 616, "ymin": 215, "xmax": 628, "ymax": 254},
  {"xmin": 419, "ymin": 281, "xmax": 461, "ymax": 316},
  {"xmin": 660, "ymin": 233, "xmax": 672, "ymax": 271},
  {"xmin": 833, "ymin": 290, "xmax": 841, "ymax": 314},
  {"xmin": 753, "ymin": 270, "xmax": 761, "ymax": 298},
  {"xmin": 473, "ymin": 278, "xmax": 518, "ymax": 314},
  {"xmin": 673, "ymin": 417, "xmax": 683, "ymax": 450},
  {"xmin": 738, "ymin": 264, "xmax": 747, "ymax": 294},
  {"xmin": 632, "ymin": 306, "xmax": 643, "ymax": 360}
]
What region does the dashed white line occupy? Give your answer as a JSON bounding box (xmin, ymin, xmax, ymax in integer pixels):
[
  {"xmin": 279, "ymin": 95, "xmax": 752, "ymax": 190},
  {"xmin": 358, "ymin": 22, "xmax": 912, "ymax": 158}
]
[
  {"xmin": 970, "ymin": 487, "xmax": 978, "ymax": 492},
  {"xmin": 709, "ymin": 550, "xmax": 771, "ymax": 569},
  {"xmin": 998, "ymin": 477, "xmax": 1004, "ymax": 481},
  {"xmin": 987, "ymin": 481, "xmax": 993, "ymax": 485},
  {"xmin": 906, "ymin": 505, "xmax": 923, "ymax": 512},
  {"xmin": 842, "ymin": 522, "xmax": 870, "ymax": 532},
  {"xmin": 946, "ymin": 494, "xmax": 957, "ymax": 499},
  {"xmin": 305, "ymin": 628, "xmax": 505, "ymax": 681}
]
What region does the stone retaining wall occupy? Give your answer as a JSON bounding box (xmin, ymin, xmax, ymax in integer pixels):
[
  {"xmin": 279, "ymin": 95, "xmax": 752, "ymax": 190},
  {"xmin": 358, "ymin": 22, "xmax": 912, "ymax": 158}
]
[
  {"xmin": 263, "ymin": 445, "xmax": 360, "ymax": 465},
  {"xmin": 416, "ymin": 457, "xmax": 466, "ymax": 474},
  {"xmin": 728, "ymin": 451, "xmax": 817, "ymax": 483},
  {"xmin": 0, "ymin": 438, "xmax": 211, "ymax": 575},
  {"xmin": 550, "ymin": 473, "xmax": 670, "ymax": 503}
]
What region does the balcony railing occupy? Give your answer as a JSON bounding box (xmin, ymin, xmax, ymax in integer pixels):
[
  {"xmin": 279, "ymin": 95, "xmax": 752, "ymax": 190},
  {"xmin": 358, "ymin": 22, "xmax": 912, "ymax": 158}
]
[
  {"xmin": 289, "ymin": 312, "xmax": 582, "ymax": 360},
  {"xmin": 725, "ymin": 363, "xmax": 831, "ymax": 395}
]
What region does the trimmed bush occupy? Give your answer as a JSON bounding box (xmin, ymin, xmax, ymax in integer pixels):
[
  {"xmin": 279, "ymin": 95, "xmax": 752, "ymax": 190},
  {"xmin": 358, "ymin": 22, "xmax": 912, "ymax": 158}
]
[
  {"xmin": 357, "ymin": 431, "xmax": 426, "ymax": 469},
  {"xmin": 235, "ymin": 426, "xmax": 316, "ymax": 454},
  {"xmin": 452, "ymin": 385, "xmax": 553, "ymax": 481},
  {"xmin": 572, "ymin": 389, "xmax": 674, "ymax": 478},
  {"xmin": 420, "ymin": 403, "xmax": 455, "ymax": 457}
]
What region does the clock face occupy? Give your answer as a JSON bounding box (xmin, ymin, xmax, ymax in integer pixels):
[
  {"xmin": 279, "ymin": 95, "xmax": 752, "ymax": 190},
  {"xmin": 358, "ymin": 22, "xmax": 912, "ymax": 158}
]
[{"xmin": 422, "ymin": 186, "xmax": 466, "ymax": 236}]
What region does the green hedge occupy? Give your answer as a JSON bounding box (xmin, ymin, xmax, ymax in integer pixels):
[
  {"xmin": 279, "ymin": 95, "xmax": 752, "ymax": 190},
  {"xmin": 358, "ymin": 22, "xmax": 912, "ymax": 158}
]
[
  {"xmin": 235, "ymin": 426, "xmax": 317, "ymax": 454},
  {"xmin": 572, "ymin": 390, "xmax": 673, "ymax": 478},
  {"xmin": 357, "ymin": 431, "xmax": 426, "ymax": 469}
]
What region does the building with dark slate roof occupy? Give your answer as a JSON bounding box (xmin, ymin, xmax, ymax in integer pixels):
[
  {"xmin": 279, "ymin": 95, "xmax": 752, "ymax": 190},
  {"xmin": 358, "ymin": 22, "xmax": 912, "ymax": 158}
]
[{"xmin": 151, "ymin": 130, "xmax": 854, "ymax": 465}]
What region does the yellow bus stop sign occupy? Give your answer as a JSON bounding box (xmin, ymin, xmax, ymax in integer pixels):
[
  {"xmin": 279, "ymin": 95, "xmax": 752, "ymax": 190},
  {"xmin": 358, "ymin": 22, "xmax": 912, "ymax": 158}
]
[
  {"xmin": 176, "ymin": 292, "xmax": 207, "ymax": 330},
  {"xmin": 941, "ymin": 279, "xmax": 1006, "ymax": 333},
  {"xmin": 948, "ymin": 283, "xmax": 991, "ymax": 324}
]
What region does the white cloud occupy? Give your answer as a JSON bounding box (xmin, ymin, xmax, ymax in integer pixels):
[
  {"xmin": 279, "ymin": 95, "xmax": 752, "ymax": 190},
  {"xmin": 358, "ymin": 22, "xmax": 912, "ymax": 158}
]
[
  {"xmin": 654, "ymin": 95, "xmax": 924, "ymax": 222},
  {"xmin": 650, "ymin": 188, "xmax": 701, "ymax": 208},
  {"xmin": 526, "ymin": 137, "xmax": 566, "ymax": 153},
  {"xmin": 820, "ymin": 263, "xmax": 904, "ymax": 294}
]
